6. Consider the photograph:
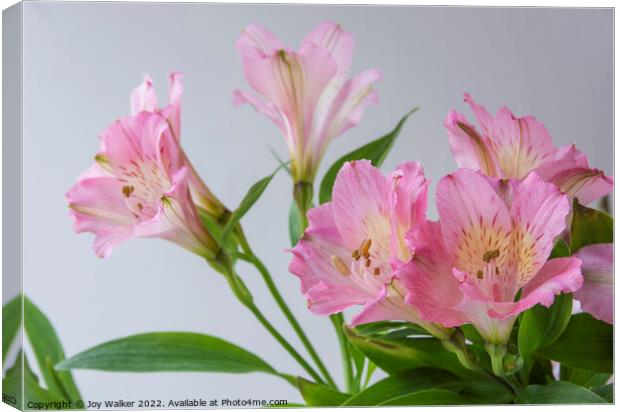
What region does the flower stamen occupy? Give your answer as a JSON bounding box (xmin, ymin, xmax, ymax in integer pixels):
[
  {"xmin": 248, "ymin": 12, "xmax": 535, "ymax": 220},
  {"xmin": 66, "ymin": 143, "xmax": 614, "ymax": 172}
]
[{"xmin": 331, "ymin": 255, "xmax": 351, "ymax": 276}]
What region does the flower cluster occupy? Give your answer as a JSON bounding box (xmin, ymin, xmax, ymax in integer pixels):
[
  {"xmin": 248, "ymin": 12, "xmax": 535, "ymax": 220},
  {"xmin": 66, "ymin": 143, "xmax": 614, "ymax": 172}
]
[
  {"xmin": 289, "ymin": 94, "xmax": 613, "ymax": 349},
  {"xmin": 66, "ymin": 21, "xmax": 613, "ymax": 389}
]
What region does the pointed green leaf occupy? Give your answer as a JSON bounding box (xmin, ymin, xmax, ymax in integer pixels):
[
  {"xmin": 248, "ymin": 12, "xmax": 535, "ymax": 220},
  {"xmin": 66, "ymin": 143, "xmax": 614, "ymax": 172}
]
[
  {"xmin": 517, "ymin": 381, "xmax": 606, "ymax": 404},
  {"xmin": 518, "ymin": 293, "xmax": 573, "ymax": 360},
  {"xmin": 57, "ymin": 332, "xmax": 277, "ymax": 376},
  {"xmin": 2, "ymin": 295, "xmax": 21, "ymax": 362},
  {"xmin": 591, "ymin": 384, "xmax": 613, "ymax": 403},
  {"xmin": 221, "ymin": 163, "xmax": 286, "ymax": 244},
  {"xmin": 23, "ymin": 297, "xmax": 81, "ymax": 401},
  {"xmin": 537, "ymin": 313, "xmax": 612, "ymax": 373},
  {"xmin": 297, "ymin": 378, "xmax": 350, "ymax": 406},
  {"xmin": 319, "ymin": 108, "xmax": 418, "ymax": 204},
  {"xmin": 570, "ymin": 200, "xmax": 613, "ymax": 252},
  {"xmin": 344, "ymin": 326, "xmax": 480, "ymax": 379},
  {"xmin": 3, "ymin": 353, "xmax": 65, "ymax": 409},
  {"xmin": 561, "ymin": 367, "xmax": 610, "ymax": 388},
  {"xmin": 342, "ymin": 369, "xmax": 456, "ymax": 406},
  {"xmin": 379, "ymin": 389, "xmax": 469, "ymax": 406}
]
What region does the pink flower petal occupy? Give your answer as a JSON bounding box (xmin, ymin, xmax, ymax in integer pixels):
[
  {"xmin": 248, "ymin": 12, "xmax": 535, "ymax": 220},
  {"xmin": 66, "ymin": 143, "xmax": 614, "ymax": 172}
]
[
  {"xmin": 399, "ymin": 223, "xmax": 468, "ymax": 328},
  {"xmin": 301, "ymin": 21, "xmax": 355, "ymax": 76},
  {"xmin": 488, "ymin": 257, "xmax": 583, "ymax": 319},
  {"xmin": 389, "ymin": 161, "xmax": 429, "ymax": 262},
  {"xmin": 490, "ymin": 107, "xmax": 557, "ymax": 179},
  {"xmin": 331, "ymin": 160, "xmax": 391, "ymax": 260},
  {"xmin": 236, "ymin": 23, "xmax": 284, "ymax": 59},
  {"xmin": 435, "ymin": 169, "xmax": 512, "ymax": 278},
  {"xmin": 130, "ymin": 74, "xmax": 158, "ymax": 115},
  {"xmin": 463, "ymin": 93, "xmax": 494, "ymax": 136},
  {"xmin": 350, "ymin": 283, "xmax": 421, "ymax": 326},
  {"xmin": 573, "ymin": 244, "xmax": 613, "ymax": 324},
  {"xmin": 444, "ymin": 109, "xmax": 498, "ymax": 176},
  {"xmin": 509, "ymin": 172, "xmax": 571, "ymax": 287},
  {"xmin": 288, "ymin": 203, "xmax": 354, "ymax": 294}
]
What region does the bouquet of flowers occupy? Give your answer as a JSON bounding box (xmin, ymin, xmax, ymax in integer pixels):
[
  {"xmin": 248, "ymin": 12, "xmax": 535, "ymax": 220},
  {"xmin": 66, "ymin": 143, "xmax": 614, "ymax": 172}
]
[{"xmin": 59, "ymin": 21, "xmax": 613, "ymax": 405}]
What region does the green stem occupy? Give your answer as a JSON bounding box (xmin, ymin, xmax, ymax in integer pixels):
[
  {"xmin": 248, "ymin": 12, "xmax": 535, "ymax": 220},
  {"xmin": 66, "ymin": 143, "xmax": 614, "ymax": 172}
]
[
  {"xmin": 235, "ymin": 230, "xmax": 336, "ymax": 389},
  {"xmin": 222, "ymin": 266, "xmax": 325, "ymax": 385},
  {"xmin": 331, "ymin": 313, "xmax": 354, "ymax": 393}
]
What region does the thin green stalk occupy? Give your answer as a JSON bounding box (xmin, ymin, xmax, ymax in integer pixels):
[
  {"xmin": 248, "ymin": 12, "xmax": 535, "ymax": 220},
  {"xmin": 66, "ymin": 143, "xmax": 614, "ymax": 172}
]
[
  {"xmin": 222, "ymin": 265, "xmax": 325, "ymax": 385},
  {"xmin": 235, "ymin": 231, "xmax": 336, "ymax": 389},
  {"xmin": 331, "ymin": 313, "xmax": 354, "ymax": 393}
]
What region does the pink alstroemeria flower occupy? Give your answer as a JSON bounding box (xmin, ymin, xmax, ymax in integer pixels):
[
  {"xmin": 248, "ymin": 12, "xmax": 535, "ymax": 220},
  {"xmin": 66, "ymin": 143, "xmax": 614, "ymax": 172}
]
[
  {"xmin": 130, "ymin": 73, "xmax": 227, "ymax": 219},
  {"xmin": 234, "ymin": 22, "xmax": 382, "ymax": 183},
  {"xmin": 289, "ymin": 160, "xmax": 448, "ymax": 336},
  {"xmin": 66, "ymin": 76, "xmax": 219, "ymax": 259},
  {"xmin": 573, "ymin": 244, "xmax": 613, "ymax": 324},
  {"xmin": 445, "ymin": 94, "xmax": 613, "ymax": 205},
  {"xmin": 400, "ymin": 169, "xmax": 583, "ymax": 345}
]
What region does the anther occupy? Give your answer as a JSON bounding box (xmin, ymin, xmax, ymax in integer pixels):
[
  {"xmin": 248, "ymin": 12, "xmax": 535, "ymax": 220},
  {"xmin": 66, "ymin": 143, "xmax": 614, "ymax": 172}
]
[
  {"xmin": 365, "ymin": 259, "xmax": 372, "ymax": 267},
  {"xmin": 331, "ymin": 255, "xmax": 350, "ymax": 276},
  {"xmin": 360, "ymin": 238, "xmax": 372, "ymax": 258},
  {"xmin": 373, "ymin": 267, "xmax": 381, "ymax": 276},
  {"xmin": 483, "ymin": 249, "xmax": 500, "ymax": 263},
  {"xmin": 122, "ymin": 185, "xmax": 135, "ymax": 198},
  {"xmin": 352, "ymin": 250, "xmax": 361, "ymax": 260},
  {"xmin": 476, "ymin": 270, "xmax": 484, "ymax": 279}
]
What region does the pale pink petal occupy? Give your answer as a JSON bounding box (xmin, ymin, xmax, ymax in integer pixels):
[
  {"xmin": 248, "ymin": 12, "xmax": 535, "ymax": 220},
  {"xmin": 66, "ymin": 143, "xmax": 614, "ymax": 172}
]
[
  {"xmin": 488, "ymin": 257, "xmax": 583, "ymax": 319},
  {"xmin": 241, "ymin": 45, "xmax": 337, "ymax": 141},
  {"xmin": 536, "ymin": 163, "xmax": 613, "ymax": 205},
  {"xmin": 324, "ymin": 69, "xmax": 382, "ymax": 140},
  {"xmin": 301, "ymin": 21, "xmax": 354, "ymax": 75},
  {"xmin": 306, "ymin": 281, "xmax": 369, "ymax": 316},
  {"xmin": 236, "ymin": 23, "xmax": 284, "ymax": 59},
  {"xmin": 288, "ymin": 203, "xmax": 353, "ymax": 294},
  {"xmin": 163, "ymin": 72, "xmax": 183, "ymax": 140},
  {"xmin": 66, "ymin": 175, "xmax": 136, "ymax": 258},
  {"xmin": 573, "ymin": 244, "xmax": 613, "ymax": 324},
  {"xmin": 350, "ymin": 283, "xmax": 421, "ymax": 326},
  {"xmin": 389, "ymin": 161, "xmax": 429, "ymax": 262},
  {"xmin": 435, "ymin": 169, "xmax": 512, "ymax": 277},
  {"xmin": 134, "ymin": 167, "xmax": 215, "ymax": 257},
  {"xmin": 331, "ymin": 160, "xmax": 391, "ymax": 260},
  {"xmin": 444, "ymin": 110, "xmax": 498, "ymax": 176},
  {"xmin": 232, "ymin": 89, "xmax": 289, "ymax": 137},
  {"xmin": 509, "ymin": 172, "xmax": 571, "ymax": 287},
  {"xmin": 463, "ymin": 93, "xmax": 494, "ymax": 136},
  {"xmin": 130, "ymin": 74, "xmax": 158, "ymax": 115},
  {"xmin": 489, "ymin": 108, "xmax": 557, "ymax": 179}
]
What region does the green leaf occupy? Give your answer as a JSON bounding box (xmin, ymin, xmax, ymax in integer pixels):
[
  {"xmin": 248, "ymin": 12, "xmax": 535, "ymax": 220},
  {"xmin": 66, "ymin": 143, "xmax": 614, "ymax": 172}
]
[
  {"xmin": 56, "ymin": 332, "xmax": 277, "ymax": 376},
  {"xmin": 591, "ymin": 384, "xmax": 613, "ymax": 403},
  {"xmin": 518, "ymin": 293, "xmax": 573, "ymax": 360},
  {"xmin": 379, "ymin": 389, "xmax": 469, "ymax": 406},
  {"xmin": 2, "ymin": 353, "xmax": 65, "ymax": 409},
  {"xmin": 2, "ymin": 295, "xmax": 21, "ymax": 362},
  {"xmin": 342, "ymin": 369, "xmax": 456, "ymax": 406},
  {"xmin": 570, "ymin": 200, "xmax": 613, "ymax": 252},
  {"xmin": 197, "ymin": 208, "xmax": 238, "ymax": 255},
  {"xmin": 288, "ymin": 202, "xmax": 302, "ymax": 247},
  {"xmin": 549, "ymin": 239, "xmax": 570, "ymax": 259},
  {"xmin": 318, "ymin": 108, "xmax": 418, "ymax": 204},
  {"xmin": 537, "ymin": 313, "xmax": 612, "ymax": 373},
  {"xmin": 561, "ymin": 366, "xmax": 611, "ymax": 388},
  {"xmin": 517, "ymin": 381, "xmax": 607, "ymax": 404},
  {"xmin": 344, "ymin": 326, "xmax": 479, "ymax": 379},
  {"xmin": 297, "ymin": 377, "xmax": 350, "ymax": 406},
  {"xmin": 23, "ymin": 296, "xmax": 82, "ymax": 401},
  {"xmin": 221, "ymin": 163, "xmax": 286, "ymax": 244}
]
